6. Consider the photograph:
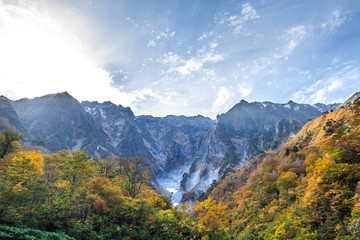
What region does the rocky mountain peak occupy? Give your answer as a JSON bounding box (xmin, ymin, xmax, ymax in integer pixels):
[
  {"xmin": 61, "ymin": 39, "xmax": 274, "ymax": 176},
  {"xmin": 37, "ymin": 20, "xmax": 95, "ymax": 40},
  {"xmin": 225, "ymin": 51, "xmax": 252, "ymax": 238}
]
[
  {"xmin": 0, "ymin": 95, "xmax": 9, "ymax": 101},
  {"xmin": 12, "ymin": 92, "xmax": 117, "ymax": 157},
  {"xmin": 287, "ymin": 100, "xmax": 295, "ymax": 104}
]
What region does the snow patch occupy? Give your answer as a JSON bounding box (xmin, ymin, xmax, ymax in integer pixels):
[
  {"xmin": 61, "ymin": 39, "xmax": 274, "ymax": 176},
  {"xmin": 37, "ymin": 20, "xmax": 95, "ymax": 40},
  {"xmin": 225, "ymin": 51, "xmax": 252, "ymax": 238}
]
[
  {"xmin": 167, "ymin": 188, "xmax": 178, "ymax": 195},
  {"xmin": 99, "ymin": 108, "xmax": 106, "ymax": 118},
  {"xmin": 71, "ymin": 139, "xmax": 84, "ymax": 151},
  {"xmin": 156, "ymin": 164, "xmax": 192, "ymax": 204}
]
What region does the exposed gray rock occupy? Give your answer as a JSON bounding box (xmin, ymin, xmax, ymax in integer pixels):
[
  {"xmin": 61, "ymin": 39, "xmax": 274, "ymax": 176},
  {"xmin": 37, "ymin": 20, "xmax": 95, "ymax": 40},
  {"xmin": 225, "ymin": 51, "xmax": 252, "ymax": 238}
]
[
  {"xmin": 12, "ymin": 92, "xmax": 117, "ymax": 158},
  {"xmin": 313, "ymin": 103, "xmax": 340, "ymax": 112},
  {"xmin": 339, "ymin": 92, "xmax": 360, "ymax": 107},
  {"xmin": 0, "ymin": 96, "xmax": 26, "ymax": 134}
]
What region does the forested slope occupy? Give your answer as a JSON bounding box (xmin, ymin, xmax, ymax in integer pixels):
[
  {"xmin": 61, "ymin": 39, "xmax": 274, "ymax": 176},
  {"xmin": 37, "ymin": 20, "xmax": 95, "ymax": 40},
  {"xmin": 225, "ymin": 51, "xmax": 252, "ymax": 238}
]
[{"xmin": 206, "ymin": 98, "xmax": 360, "ymax": 239}]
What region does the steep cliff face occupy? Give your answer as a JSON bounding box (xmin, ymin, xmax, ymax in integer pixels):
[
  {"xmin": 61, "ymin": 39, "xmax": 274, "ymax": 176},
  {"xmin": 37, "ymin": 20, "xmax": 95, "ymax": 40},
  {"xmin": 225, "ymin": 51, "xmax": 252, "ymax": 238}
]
[
  {"xmin": 0, "ymin": 96, "xmax": 26, "ymax": 134},
  {"xmin": 135, "ymin": 115, "xmax": 215, "ymax": 202},
  {"xmin": 3, "ymin": 92, "xmax": 334, "ymax": 204},
  {"xmin": 217, "ymin": 100, "xmax": 321, "ymax": 152},
  {"xmin": 13, "ymin": 92, "xmax": 117, "ymax": 158},
  {"xmin": 82, "ymin": 101, "xmax": 161, "ymax": 172},
  {"xmin": 177, "ymin": 100, "xmax": 324, "ymax": 202},
  {"xmin": 82, "ymin": 102, "xmax": 215, "ymax": 202}
]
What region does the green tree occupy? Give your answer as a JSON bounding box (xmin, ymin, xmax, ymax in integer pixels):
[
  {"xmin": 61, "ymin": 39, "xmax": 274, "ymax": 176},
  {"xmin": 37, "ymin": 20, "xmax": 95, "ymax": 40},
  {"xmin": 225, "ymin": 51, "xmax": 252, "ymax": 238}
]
[
  {"xmin": 95, "ymin": 156, "xmax": 119, "ymax": 178},
  {"xmin": 58, "ymin": 150, "xmax": 94, "ymax": 187},
  {"xmin": 0, "ymin": 129, "xmax": 22, "ymax": 158}
]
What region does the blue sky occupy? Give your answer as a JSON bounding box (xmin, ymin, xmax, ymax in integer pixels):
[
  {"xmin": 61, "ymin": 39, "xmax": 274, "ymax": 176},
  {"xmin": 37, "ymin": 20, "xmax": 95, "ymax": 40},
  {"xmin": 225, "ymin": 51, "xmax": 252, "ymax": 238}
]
[{"xmin": 0, "ymin": 0, "xmax": 359, "ymax": 118}]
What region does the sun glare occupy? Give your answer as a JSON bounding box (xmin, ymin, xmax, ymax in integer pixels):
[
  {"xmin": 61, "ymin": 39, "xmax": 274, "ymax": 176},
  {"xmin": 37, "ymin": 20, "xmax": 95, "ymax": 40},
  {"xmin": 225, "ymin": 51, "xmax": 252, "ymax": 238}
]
[{"xmin": 0, "ymin": 2, "xmax": 126, "ymax": 104}]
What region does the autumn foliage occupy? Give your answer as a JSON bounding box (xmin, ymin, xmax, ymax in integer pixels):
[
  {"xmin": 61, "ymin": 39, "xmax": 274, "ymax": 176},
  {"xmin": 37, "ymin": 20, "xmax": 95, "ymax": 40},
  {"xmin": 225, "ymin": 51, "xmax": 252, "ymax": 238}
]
[
  {"xmin": 0, "ymin": 130, "xmax": 229, "ymax": 239},
  {"xmin": 204, "ymin": 100, "xmax": 360, "ymax": 239},
  {"xmin": 1, "ymin": 99, "xmax": 360, "ymax": 239}
]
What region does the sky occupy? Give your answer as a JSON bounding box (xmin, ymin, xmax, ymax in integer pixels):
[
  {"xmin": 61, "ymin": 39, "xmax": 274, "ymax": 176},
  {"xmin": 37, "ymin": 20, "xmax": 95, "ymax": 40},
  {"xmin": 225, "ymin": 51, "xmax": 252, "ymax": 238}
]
[{"xmin": 0, "ymin": 0, "xmax": 359, "ymax": 118}]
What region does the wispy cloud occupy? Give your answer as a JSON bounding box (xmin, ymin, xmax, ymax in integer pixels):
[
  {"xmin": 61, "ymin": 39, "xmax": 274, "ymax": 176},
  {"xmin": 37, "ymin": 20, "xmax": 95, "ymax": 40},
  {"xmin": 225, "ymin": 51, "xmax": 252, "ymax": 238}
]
[
  {"xmin": 125, "ymin": 16, "xmax": 139, "ymax": 28},
  {"xmin": 237, "ymin": 82, "xmax": 252, "ymax": 98},
  {"xmin": 211, "ymin": 87, "xmax": 234, "ymax": 113},
  {"xmin": 149, "ymin": 28, "xmax": 176, "ymax": 46},
  {"xmin": 230, "ymin": 24, "xmax": 313, "ymax": 88},
  {"xmin": 147, "ymin": 40, "xmax": 156, "ymax": 47},
  {"xmin": 275, "ymin": 25, "xmax": 313, "ymax": 59},
  {"xmin": 209, "ymin": 42, "xmax": 218, "ymax": 49},
  {"xmin": 217, "ymin": 2, "xmax": 259, "ymax": 34},
  {"xmin": 321, "ymin": 10, "xmax": 346, "ymax": 31},
  {"xmin": 292, "ymin": 62, "xmax": 360, "ymax": 103},
  {"xmin": 158, "ymin": 50, "xmax": 225, "ymax": 77},
  {"xmin": 197, "ymin": 31, "xmax": 214, "ymax": 41},
  {"xmin": 129, "ymin": 88, "xmax": 192, "ymax": 116}
]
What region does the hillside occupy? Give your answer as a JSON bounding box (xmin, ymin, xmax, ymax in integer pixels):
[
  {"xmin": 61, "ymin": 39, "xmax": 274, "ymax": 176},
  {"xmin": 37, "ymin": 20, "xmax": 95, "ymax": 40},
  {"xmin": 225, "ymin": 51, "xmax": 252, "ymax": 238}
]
[{"xmin": 205, "ymin": 97, "xmax": 360, "ymax": 239}]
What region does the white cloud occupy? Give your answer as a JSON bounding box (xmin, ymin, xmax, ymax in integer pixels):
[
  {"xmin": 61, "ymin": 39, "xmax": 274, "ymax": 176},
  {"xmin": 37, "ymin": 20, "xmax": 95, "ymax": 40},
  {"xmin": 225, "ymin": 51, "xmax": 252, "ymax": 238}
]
[
  {"xmin": 169, "ymin": 31, "xmax": 176, "ymax": 38},
  {"xmin": 241, "ymin": 3, "xmax": 259, "ymax": 21},
  {"xmin": 152, "ymin": 29, "xmax": 175, "ymax": 40},
  {"xmin": 292, "ymin": 62, "xmax": 359, "ymax": 104},
  {"xmin": 158, "ymin": 50, "xmax": 225, "ymax": 77},
  {"xmin": 322, "ymin": 10, "xmax": 346, "ymax": 31},
  {"xmin": 220, "ymin": 2, "xmax": 259, "ymax": 34},
  {"xmin": 310, "ymin": 79, "xmax": 343, "ymax": 103},
  {"xmin": 237, "ymin": 83, "xmax": 252, "ymax": 97},
  {"xmin": 282, "ymin": 25, "xmax": 312, "ymax": 56},
  {"xmin": 212, "ymin": 87, "xmax": 234, "ymax": 113},
  {"xmin": 197, "ymin": 31, "xmax": 214, "ymax": 41},
  {"xmin": 147, "ymin": 40, "xmax": 156, "ymax": 47},
  {"xmin": 130, "ymin": 89, "xmax": 191, "ymax": 117},
  {"xmin": 125, "ymin": 16, "xmax": 138, "ymax": 27},
  {"xmin": 176, "ymin": 59, "xmax": 204, "ymax": 76},
  {"xmin": 160, "ymin": 52, "xmax": 181, "ymax": 65},
  {"xmin": 176, "ymin": 53, "xmax": 224, "ymax": 76},
  {"xmin": 210, "ymin": 42, "xmax": 218, "ymax": 48},
  {"xmin": 328, "ymin": 79, "xmax": 343, "ymax": 91}
]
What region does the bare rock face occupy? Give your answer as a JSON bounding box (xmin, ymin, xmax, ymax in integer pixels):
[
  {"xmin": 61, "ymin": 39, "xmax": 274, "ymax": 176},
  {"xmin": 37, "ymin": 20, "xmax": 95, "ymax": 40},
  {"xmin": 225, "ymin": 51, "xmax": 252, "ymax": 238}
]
[
  {"xmin": 3, "ymin": 91, "xmax": 337, "ymax": 204},
  {"xmin": 339, "ymin": 92, "xmax": 360, "ymax": 107},
  {"xmin": 0, "ymin": 96, "xmax": 26, "ymax": 134},
  {"xmin": 176, "ymin": 100, "xmax": 325, "ymax": 202},
  {"xmin": 81, "ymin": 98, "xmax": 325, "ymax": 203},
  {"xmin": 12, "ymin": 92, "xmax": 117, "ymax": 158},
  {"xmin": 312, "ymin": 103, "xmax": 340, "ymax": 112},
  {"xmin": 82, "ymin": 101, "xmax": 161, "ymax": 172}
]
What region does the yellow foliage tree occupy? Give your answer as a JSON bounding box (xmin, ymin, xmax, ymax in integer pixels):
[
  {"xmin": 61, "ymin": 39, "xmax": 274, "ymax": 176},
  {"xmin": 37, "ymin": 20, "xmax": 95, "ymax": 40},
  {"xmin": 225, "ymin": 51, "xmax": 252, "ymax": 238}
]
[
  {"xmin": 7, "ymin": 151, "xmax": 44, "ymax": 186},
  {"xmin": 192, "ymin": 197, "xmax": 229, "ymax": 239}
]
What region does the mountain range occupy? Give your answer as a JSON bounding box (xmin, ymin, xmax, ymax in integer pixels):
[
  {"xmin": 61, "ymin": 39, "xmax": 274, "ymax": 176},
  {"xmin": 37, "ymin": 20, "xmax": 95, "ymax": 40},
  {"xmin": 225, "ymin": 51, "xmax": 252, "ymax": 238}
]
[{"xmin": 0, "ymin": 92, "xmax": 346, "ymax": 203}]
